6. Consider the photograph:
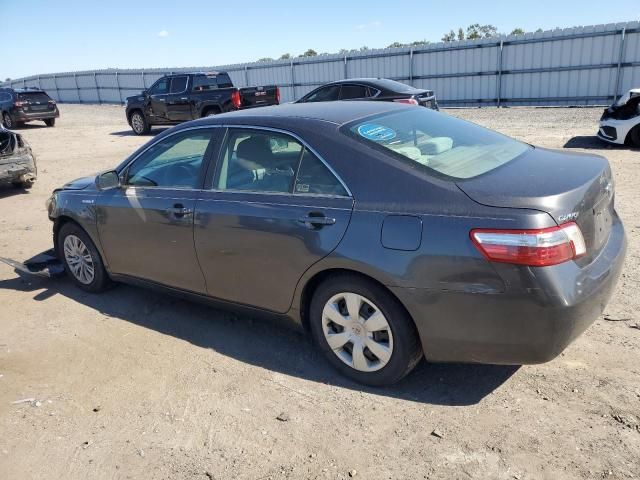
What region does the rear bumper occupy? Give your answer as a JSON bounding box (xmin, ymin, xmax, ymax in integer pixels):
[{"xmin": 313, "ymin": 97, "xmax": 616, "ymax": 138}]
[
  {"xmin": 0, "ymin": 150, "xmax": 37, "ymax": 184},
  {"xmin": 391, "ymin": 214, "xmax": 626, "ymax": 365},
  {"xmin": 13, "ymin": 109, "xmax": 59, "ymax": 122}
]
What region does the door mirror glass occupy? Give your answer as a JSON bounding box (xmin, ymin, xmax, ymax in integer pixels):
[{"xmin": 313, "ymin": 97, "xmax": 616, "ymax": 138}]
[{"xmin": 96, "ymin": 170, "xmax": 121, "ymax": 190}]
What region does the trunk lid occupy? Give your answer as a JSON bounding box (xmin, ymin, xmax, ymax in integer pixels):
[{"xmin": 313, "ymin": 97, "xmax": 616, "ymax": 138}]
[
  {"xmin": 456, "ymin": 147, "xmax": 614, "ymax": 264},
  {"xmin": 239, "ymin": 85, "xmax": 279, "ymax": 108}
]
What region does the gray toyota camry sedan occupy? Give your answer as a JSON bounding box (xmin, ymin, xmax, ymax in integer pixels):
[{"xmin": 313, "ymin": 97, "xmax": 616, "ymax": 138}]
[{"xmin": 46, "ymin": 102, "xmax": 626, "ymax": 386}]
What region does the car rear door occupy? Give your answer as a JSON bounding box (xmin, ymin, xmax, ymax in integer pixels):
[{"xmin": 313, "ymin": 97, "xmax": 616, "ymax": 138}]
[
  {"xmin": 96, "ymin": 127, "xmax": 221, "ymax": 293},
  {"xmin": 339, "ymin": 84, "xmax": 369, "ymax": 100},
  {"xmin": 147, "ymin": 77, "xmax": 170, "ymax": 121},
  {"xmin": 166, "ymin": 75, "xmax": 192, "ymax": 121},
  {"xmin": 194, "ymin": 127, "xmax": 353, "ymax": 313}
]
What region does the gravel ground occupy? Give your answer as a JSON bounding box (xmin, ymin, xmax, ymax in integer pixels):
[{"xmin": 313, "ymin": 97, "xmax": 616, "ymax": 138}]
[{"xmin": 0, "ymin": 105, "xmax": 639, "ymax": 480}]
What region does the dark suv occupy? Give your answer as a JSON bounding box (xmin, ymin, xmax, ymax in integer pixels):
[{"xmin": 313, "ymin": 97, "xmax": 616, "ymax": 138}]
[{"xmin": 0, "ymin": 88, "xmax": 60, "ymax": 129}]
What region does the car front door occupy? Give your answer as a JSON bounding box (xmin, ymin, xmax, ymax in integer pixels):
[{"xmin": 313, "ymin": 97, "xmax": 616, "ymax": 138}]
[
  {"xmin": 194, "ymin": 127, "xmax": 353, "ymax": 313},
  {"xmin": 166, "ymin": 75, "xmax": 192, "ymax": 122},
  {"xmin": 146, "ymin": 77, "xmax": 170, "ymax": 122},
  {"xmin": 96, "ymin": 127, "xmax": 220, "ymax": 293}
]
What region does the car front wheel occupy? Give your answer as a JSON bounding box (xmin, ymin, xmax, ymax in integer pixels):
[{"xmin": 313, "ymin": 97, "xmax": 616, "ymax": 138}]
[
  {"xmin": 309, "ymin": 274, "xmax": 423, "ymax": 386},
  {"xmin": 57, "ymin": 222, "xmax": 112, "ymax": 292},
  {"xmin": 44, "ymin": 118, "xmax": 55, "ymax": 127},
  {"xmin": 130, "ymin": 111, "xmax": 150, "ymax": 135},
  {"xmin": 2, "ymin": 112, "xmax": 13, "ymax": 129}
]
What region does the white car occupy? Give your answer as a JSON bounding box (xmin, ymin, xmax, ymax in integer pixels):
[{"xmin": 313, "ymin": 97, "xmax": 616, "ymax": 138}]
[{"xmin": 598, "ymin": 88, "xmax": 640, "ymax": 146}]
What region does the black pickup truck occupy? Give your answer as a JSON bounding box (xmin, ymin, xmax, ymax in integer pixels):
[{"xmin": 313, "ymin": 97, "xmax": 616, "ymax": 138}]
[{"xmin": 125, "ymin": 72, "xmax": 279, "ymax": 135}]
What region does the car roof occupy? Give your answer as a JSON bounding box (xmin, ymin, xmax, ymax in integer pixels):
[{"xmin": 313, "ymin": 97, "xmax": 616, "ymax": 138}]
[{"xmin": 195, "ymin": 101, "xmax": 409, "ymax": 127}]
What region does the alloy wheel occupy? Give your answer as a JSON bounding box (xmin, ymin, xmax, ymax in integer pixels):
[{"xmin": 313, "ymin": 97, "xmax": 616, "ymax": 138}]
[
  {"xmin": 131, "ymin": 113, "xmax": 144, "ymax": 133},
  {"xmin": 63, "ymin": 234, "xmax": 95, "ymax": 285},
  {"xmin": 322, "ymin": 292, "xmax": 394, "ymax": 372}
]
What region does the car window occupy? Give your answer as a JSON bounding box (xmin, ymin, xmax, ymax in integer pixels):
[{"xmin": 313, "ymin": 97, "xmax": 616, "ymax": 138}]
[
  {"xmin": 149, "ymin": 78, "xmax": 169, "ymax": 95},
  {"xmin": 340, "ymin": 84, "xmax": 368, "ymax": 100},
  {"xmin": 170, "ymin": 76, "xmax": 187, "ymax": 93},
  {"xmin": 126, "ymin": 129, "xmax": 214, "ymax": 188},
  {"xmin": 294, "ymin": 149, "xmax": 348, "ymax": 196},
  {"xmin": 303, "ymin": 85, "xmax": 341, "ymax": 103},
  {"xmin": 216, "ymin": 129, "xmax": 302, "ymax": 193},
  {"xmin": 217, "ymin": 73, "xmax": 233, "ymax": 88},
  {"xmin": 17, "ymin": 92, "xmax": 51, "ymax": 102},
  {"xmin": 346, "ymin": 108, "xmax": 530, "ymax": 180},
  {"xmin": 0, "ymin": 92, "xmax": 10, "ymax": 102},
  {"xmin": 366, "ymin": 87, "xmax": 380, "ymax": 98}
]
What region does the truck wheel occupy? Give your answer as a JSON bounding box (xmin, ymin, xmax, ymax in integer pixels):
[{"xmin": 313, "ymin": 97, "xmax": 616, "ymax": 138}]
[
  {"xmin": 44, "ymin": 118, "xmax": 56, "ymax": 127},
  {"xmin": 2, "ymin": 112, "xmax": 13, "ymax": 129},
  {"xmin": 629, "ymin": 125, "xmax": 640, "ymax": 147},
  {"xmin": 202, "ymin": 107, "xmax": 220, "ymax": 118},
  {"xmin": 130, "ymin": 111, "xmax": 150, "ymax": 135}
]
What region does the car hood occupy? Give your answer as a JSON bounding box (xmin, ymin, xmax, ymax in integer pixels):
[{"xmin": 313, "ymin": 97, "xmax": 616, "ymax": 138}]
[{"xmin": 59, "ymin": 175, "xmax": 96, "ymax": 191}]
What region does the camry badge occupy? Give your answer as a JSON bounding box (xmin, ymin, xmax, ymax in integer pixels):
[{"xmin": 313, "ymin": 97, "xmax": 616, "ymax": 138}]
[{"xmin": 558, "ymin": 211, "xmax": 579, "ymax": 222}]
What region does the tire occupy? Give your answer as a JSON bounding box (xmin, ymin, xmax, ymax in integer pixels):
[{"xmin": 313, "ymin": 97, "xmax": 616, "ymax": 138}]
[
  {"xmin": 2, "ymin": 112, "xmax": 13, "ymax": 129},
  {"xmin": 309, "ymin": 274, "xmax": 423, "ymax": 386},
  {"xmin": 130, "ymin": 111, "xmax": 150, "ymax": 135},
  {"xmin": 44, "ymin": 118, "xmax": 55, "ymax": 127},
  {"xmin": 57, "ymin": 222, "xmax": 112, "ymax": 293},
  {"xmin": 629, "ymin": 125, "xmax": 640, "ymax": 147},
  {"xmin": 202, "ymin": 108, "xmax": 220, "ymax": 118}
]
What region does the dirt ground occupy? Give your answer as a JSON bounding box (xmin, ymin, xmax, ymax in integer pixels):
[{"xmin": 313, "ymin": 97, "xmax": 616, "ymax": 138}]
[{"xmin": 0, "ymin": 105, "xmax": 639, "ymax": 480}]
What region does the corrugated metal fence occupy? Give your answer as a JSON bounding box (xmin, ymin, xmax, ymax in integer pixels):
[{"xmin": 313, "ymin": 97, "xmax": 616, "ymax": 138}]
[{"xmin": 4, "ymin": 21, "xmax": 640, "ymax": 107}]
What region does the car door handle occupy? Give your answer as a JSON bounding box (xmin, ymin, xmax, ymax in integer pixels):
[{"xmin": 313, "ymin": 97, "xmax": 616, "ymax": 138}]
[
  {"xmin": 166, "ymin": 204, "xmax": 193, "ymax": 218},
  {"xmin": 180, "ymin": 97, "xmax": 188, "ymax": 101},
  {"xmin": 158, "ymin": 98, "xmax": 166, "ymax": 102},
  {"xmin": 298, "ymin": 213, "xmax": 336, "ymax": 229}
]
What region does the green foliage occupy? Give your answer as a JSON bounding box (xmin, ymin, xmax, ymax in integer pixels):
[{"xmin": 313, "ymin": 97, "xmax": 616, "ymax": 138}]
[
  {"xmin": 279, "ymin": 53, "xmax": 291, "ymax": 60},
  {"xmin": 510, "ymin": 28, "xmax": 525, "ymax": 36}
]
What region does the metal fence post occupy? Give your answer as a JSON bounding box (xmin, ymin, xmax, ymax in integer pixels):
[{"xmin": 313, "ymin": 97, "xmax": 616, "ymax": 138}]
[
  {"xmin": 244, "ymin": 65, "xmax": 249, "ymax": 87},
  {"xmin": 52, "ymin": 74, "xmax": 60, "ymax": 102},
  {"xmin": 614, "ymin": 27, "xmax": 626, "ymax": 102},
  {"xmin": 115, "ymin": 72, "xmax": 122, "ymax": 104},
  {"xmin": 37, "ymin": 75, "xmax": 42, "ymax": 89},
  {"xmin": 290, "ymin": 59, "xmax": 296, "ymax": 100},
  {"xmin": 409, "ymin": 48, "xmax": 414, "ymax": 86},
  {"xmin": 141, "ymin": 71, "xmax": 146, "ymax": 90},
  {"xmin": 94, "ymin": 73, "xmax": 101, "ymax": 104},
  {"xmin": 344, "ymin": 55, "xmax": 348, "ymax": 78},
  {"xmin": 496, "ymin": 40, "xmax": 504, "ymax": 107}
]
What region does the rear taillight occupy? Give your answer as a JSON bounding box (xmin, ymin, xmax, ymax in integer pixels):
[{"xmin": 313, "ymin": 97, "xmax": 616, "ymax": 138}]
[
  {"xmin": 470, "ymin": 222, "xmax": 586, "ymax": 267},
  {"xmin": 275, "ymin": 87, "xmax": 280, "ymax": 104},
  {"xmin": 14, "ymin": 101, "xmax": 26, "ymax": 108},
  {"xmin": 231, "ymin": 90, "xmax": 241, "ymax": 109},
  {"xmin": 48, "ymin": 99, "xmax": 56, "ymax": 105},
  {"xmin": 393, "ymin": 98, "xmax": 419, "ymax": 105}
]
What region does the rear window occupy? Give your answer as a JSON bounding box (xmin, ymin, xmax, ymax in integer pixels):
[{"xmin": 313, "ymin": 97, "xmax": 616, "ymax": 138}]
[
  {"xmin": 18, "ymin": 92, "xmax": 51, "ymax": 103},
  {"xmin": 192, "ymin": 73, "xmax": 233, "ymax": 91},
  {"xmin": 345, "ymin": 108, "xmax": 530, "ymax": 179}
]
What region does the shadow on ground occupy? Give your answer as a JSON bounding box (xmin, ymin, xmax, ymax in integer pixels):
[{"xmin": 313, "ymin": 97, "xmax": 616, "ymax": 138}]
[
  {"xmin": 0, "ymin": 184, "xmax": 31, "ymax": 199},
  {"xmin": 563, "ymin": 135, "xmax": 639, "ymax": 151},
  {"xmin": 110, "ymin": 128, "xmax": 167, "ymax": 137},
  {"xmin": 0, "ymin": 272, "xmax": 519, "ymax": 406}
]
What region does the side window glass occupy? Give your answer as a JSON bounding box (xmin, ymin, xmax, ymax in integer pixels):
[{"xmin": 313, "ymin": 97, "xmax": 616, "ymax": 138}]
[
  {"xmin": 126, "ymin": 129, "xmax": 213, "ymax": 188},
  {"xmin": 216, "ymin": 130, "xmax": 302, "ymax": 193},
  {"xmin": 304, "ymin": 85, "xmax": 341, "ymax": 103},
  {"xmin": 149, "ymin": 78, "xmax": 169, "ymax": 95},
  {"xmin": 294, "ymin": 150, "xmax": 348, "ymax": 196},
  {"xmin": 340, "ymin": 84, "xmax": 368, "ymax": 100},
  {"xmin": 170, "ymin": 76, "xmax": 187, "ymax": 93}
]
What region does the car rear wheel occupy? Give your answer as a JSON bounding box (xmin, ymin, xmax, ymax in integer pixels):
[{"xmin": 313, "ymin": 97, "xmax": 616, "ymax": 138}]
[
  {"xmin": 57, "ymin": 222, "xmax": 112, "ymax": 292},
  {"xmin": 130, "ymin": 111, "xmax": 150, "ymax": 135},
  {"xmin": 309, "ymin": 274, "xmax": 423, "ymax": 386},
  {"xmin": 2, "ymin": 112, "xmax": 13, "ymax": 129},
  {"xmin": 44, "ymin": 118, "xmax": 55, "ymax": 127}
]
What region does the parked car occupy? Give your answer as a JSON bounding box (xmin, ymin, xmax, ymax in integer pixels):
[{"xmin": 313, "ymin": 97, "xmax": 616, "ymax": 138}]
[
  {"xmin": 47, "ymin": 102, "xmax": 625, "ymax": 386},
  {"xmin": 598, "ymin": 88, "xmax": 640, "ymax": 146},
  {"xmin": 296, "ymin": 78, "xmax": 438, "ymax": 109},
  {"xmin": 125, "ymin": 72, "xmax": 279, "ymax": 135},
  {"xmin": 0, "ymin": 123, "xmax": 37, "ymax": 188},
  {"xmin": 0, "ymin": 87, "xmax": 59, "ymax": 129}
]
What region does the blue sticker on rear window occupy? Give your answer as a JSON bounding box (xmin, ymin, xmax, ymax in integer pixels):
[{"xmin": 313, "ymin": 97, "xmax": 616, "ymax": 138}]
[{"xmin": 357, "ymin": 124, "xmax": 396, "ymax": 142}]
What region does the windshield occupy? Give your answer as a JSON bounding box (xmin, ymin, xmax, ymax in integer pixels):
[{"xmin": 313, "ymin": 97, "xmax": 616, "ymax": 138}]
[{"xmin": 346, "ymin": 108, "xmax": 530, "ymax": 179}]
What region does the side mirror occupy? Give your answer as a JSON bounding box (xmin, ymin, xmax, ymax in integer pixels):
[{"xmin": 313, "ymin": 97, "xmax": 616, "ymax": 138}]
[{"xmin": 96, "ymin": 170, "xmax": 121, "ymax": 190}]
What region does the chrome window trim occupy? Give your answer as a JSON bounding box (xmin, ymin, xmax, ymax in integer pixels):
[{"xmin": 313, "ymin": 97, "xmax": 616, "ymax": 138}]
[{"xmin": 217, "ymin": 124, "xmax": 353, "ymax": 198}]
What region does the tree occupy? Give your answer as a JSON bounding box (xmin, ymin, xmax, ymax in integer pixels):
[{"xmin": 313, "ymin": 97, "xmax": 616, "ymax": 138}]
[
  {"xmin": 4, "ymin": 78, "xmax": 10, "ymax": 82},
  {"xmin": 387, "ymin": 41, "xmax": 405, "ymax": 49},
  {"xmin": 299, "ymin": 49, "xmax": 317, "ymax": 57},
  {"xmin": 279, "ymin": 53, "xmax": 291, "ymax": 60},
  {"xmin": 535, "ymin": 28, "xmax": 543, "ymax": 33},
  {"xmin": 457, "ymin": 28, "xmax": 465, "ymax": 41},
  {"xmin": 442, "ymin": 30, "xmax": 456, "ymax": 42},
  {"xmin": 466, "ymin": 23, "xmax": 498, "ymax": 39},
  {"xmin": 510, "ymin": 27, "xmax": 525, "ymax": 36},
  {"xmin": 411, "ymin": 40, "xmax": 429, "ymax": 47},
  {"xmin": 257, "ymin": 57, "xmax": 273, "ymax": 62}
]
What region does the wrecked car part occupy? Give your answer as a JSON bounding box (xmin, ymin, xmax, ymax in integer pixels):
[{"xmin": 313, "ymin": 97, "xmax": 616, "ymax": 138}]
[
  {"xmin": 0, "ymin": 127, "xmax": 37, "ymax": 188},
  {"xmin": 598, "ymin": 88, "xmax": 640, "ymax": 146},
  {"xmin": 0, "ymin": 249, "xmax": 64, "ymax": 278}
]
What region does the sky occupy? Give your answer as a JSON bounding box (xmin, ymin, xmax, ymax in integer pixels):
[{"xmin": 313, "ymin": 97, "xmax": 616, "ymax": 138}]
[{"xmin": 2, "ymin": 0, "xmax": 639, "ymax": 80}]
